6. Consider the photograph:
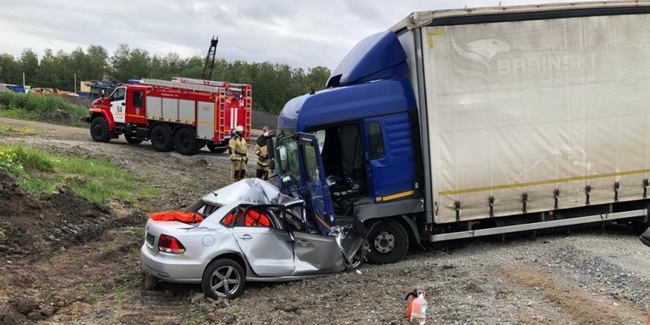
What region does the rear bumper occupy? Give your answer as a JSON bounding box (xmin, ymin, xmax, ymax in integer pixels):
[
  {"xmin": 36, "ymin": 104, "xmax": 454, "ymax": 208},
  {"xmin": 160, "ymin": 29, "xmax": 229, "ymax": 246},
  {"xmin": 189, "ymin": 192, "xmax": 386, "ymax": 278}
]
[{"xmin": 140, "ymin": 245, "xmax": 203, "ymax": 283}]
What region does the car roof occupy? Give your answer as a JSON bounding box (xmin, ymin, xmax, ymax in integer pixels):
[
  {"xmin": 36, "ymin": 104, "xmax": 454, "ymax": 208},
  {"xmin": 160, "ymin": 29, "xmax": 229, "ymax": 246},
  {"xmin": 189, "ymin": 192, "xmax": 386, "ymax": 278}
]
[{"xmin": 202, "ymin": 178, "xmax": 303, "ymax": 207}]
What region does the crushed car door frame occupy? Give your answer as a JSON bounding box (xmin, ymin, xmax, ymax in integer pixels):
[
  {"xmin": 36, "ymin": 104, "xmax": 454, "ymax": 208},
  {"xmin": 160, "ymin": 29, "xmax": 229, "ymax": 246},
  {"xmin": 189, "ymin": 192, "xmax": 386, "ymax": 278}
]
[
  {"xmin": 230, "ymin": 206, "xmax": 295, "ymax": 276},
  {"xmin": 231, "ymin": 204, "xmax": 346, "ymax": 277}
]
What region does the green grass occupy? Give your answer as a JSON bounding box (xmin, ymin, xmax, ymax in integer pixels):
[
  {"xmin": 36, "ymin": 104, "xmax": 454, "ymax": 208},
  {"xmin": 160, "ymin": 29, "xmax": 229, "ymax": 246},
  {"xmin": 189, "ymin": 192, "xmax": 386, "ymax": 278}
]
[
  {"xmin": 0, "ymin": 144, "xmax": 157, "ymax": 204},
  {"xmin": 90, "ymin": 284, "xmax": 109, "ymax": 304},
  {"xmin": 126, "ymin": 228, "xmax": 144, "ymax": 239},
  {"xmin": 183, "ymin": 304, "xmax": 209, "ymax": 325},
  {"xmin": 0, "ymin": 91, "xmax": 87, "ymax": 125},
  {"xmin": 0, "ymin": 124, "xmax": 36, "ymax": 135}
]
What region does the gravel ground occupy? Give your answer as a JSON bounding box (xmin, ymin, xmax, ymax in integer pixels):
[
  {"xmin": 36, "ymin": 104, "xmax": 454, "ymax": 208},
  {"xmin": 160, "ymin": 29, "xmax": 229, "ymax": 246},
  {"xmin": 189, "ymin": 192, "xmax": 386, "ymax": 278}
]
[{"xmin": 0, "ymin": 117, "xmax": 650, "ymax": 325}]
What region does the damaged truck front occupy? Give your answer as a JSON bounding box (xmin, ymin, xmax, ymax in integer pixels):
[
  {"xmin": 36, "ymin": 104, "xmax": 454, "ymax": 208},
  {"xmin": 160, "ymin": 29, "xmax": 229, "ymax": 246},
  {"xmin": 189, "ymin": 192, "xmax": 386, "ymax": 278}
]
[{"xmin": 272, "ymin": 1, "xmax": 650, "ymax": 264}]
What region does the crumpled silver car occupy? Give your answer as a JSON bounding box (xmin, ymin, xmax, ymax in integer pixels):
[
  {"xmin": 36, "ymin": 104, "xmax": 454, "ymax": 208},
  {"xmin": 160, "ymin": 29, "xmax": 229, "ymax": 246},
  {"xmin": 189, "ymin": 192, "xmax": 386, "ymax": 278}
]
[{"xmin": 141, "ymin": 178, "xmax": 366, "ymax": 299}]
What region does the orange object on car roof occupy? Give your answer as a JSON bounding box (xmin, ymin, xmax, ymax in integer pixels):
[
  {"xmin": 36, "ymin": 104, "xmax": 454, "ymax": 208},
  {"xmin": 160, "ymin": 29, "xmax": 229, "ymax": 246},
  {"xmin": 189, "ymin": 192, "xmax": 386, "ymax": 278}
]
[{"xmin": 150, "ymin": 211, "xmax": 203, "ymax": 223}]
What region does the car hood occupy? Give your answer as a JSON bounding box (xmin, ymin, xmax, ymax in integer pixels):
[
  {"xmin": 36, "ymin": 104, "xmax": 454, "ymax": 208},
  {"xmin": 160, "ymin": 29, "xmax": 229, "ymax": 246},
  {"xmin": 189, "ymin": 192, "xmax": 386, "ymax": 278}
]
[{"xmin": 202, "ymin": 178, "xmax": 302, "ymax": 207}]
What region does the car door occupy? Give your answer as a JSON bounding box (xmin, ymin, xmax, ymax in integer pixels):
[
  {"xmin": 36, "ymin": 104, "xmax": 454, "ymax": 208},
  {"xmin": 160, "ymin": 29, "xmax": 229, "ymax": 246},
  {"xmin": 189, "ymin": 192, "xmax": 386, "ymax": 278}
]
[
  {"xmin": 292, "ymin": 231, "xmax": 345, "ymax": 275},
  {"xmin": 231, "ymin": 207, "xmax": 295, "ymax": 276}
]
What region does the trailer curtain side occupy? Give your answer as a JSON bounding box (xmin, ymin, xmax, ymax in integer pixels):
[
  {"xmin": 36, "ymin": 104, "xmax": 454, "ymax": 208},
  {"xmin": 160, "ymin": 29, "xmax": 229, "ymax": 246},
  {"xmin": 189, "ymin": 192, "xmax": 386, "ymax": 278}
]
[{"xmin": 419, "ymin": 14, "xmax": 650, "ymax": 223}]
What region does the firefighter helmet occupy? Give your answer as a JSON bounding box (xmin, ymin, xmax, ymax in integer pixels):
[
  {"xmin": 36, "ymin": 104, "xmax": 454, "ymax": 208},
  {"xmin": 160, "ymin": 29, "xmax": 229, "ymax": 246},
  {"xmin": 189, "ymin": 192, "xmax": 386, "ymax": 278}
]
[{"xmin": 236, "ymin": 125, "xmax": 244, "ymax": 132}]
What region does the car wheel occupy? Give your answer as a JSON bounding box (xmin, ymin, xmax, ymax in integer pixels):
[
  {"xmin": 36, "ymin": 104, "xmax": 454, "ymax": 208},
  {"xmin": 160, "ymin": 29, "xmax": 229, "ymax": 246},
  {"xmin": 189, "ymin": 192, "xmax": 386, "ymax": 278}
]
[
  {"xmin": 366, "ymin": 220, "xmax": 409, "ymax": 264},
  {"xmin": 143, "ymin": 273, "xmax": 158, "ymax": 290},
  {"xmin": 202, "ymin": 258, "xmax": 246, "ymax": 299},
  {"xmin": 90, "ymin": 116, "xmax": 111, "ymax": 142},
  {"xmin": 174, "ymin": 127, "xmax": 197, "ymax": 155},
  {"xmin": 150, "ymin": 124, "xmax": 174, "ymax": 152}
]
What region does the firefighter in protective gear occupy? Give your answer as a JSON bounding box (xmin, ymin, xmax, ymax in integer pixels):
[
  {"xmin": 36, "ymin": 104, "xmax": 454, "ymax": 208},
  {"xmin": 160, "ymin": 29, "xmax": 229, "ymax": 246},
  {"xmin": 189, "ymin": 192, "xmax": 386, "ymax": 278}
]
[
  {"xmin": 254, "ymin": 129, "xmax": 272, "ymax": 180},
  {"xmin": 229, "ymin": 125, "xmax": 247, "ymax": 182}
]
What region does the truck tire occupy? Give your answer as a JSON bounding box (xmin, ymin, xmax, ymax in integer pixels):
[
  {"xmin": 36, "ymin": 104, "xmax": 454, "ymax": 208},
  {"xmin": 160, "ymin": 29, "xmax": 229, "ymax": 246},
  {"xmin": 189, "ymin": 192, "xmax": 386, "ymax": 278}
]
[
  {"xmin": 174, "ymin": 127, "xmax": 198, "ymax": 156},
  {"xmin": 207, "ymin": 142, "xmax": 228, "ymax": 153},
  {"xmin": 150, "ymin": 124, "xmax": 174, "ymax": 152},
  {"xmin": 194, "ymin": 140, "xmax": 206, "ymax": 152},
  {"xmin": 366, "ymin": 220, "xmax": 409, "ymax": 264},
  {"xmin": 90, "ymin": 116, "xmax": 111, "ymax": 142}
]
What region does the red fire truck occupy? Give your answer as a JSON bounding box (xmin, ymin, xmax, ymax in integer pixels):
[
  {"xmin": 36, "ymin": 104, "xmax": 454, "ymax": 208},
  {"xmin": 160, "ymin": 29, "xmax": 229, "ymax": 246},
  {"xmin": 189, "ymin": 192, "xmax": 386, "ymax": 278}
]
[{"xmin": 86, "ymin": 77, "xmax": 252, "ymax": 155}]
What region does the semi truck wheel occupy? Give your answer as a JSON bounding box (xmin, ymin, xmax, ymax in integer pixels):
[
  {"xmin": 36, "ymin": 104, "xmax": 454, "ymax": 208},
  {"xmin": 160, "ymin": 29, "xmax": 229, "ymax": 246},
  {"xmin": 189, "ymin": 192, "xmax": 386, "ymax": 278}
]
[
  {"xmin": 90, "ymin": 116, "xmax": 111, "ymax": 142},
  {"xmin": 150, "ymin": 124, "xmax": 174, "ymax": 152},
  {"xmin": 174, "ymin": 127, "xmax": 198, "ymax": 156},
  {"xmin": 366, "ymin": 220, "xmax": 409, "ymax": 264}
]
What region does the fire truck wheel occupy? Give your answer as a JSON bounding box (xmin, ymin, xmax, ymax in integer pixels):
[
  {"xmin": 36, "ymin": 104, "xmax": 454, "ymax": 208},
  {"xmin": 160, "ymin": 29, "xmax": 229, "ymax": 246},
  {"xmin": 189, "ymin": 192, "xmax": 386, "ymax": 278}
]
[
  {"xmin": 195, "ymin": 141, "xmax": 206, "ymax": 151},
  {"xmin": 366, "ymin": 219, "xmax": 409, "ymax": 264},
  {"xmin": 90, "ymin": 116, "xmax": 111, "ymax": 142},
  {"xmin": 174, "ymin": 127, "xmax": 198, "ymax": 156},
  {"xmin": 151, "ymin": 124, "xmax": 174, "ymax": 152}
]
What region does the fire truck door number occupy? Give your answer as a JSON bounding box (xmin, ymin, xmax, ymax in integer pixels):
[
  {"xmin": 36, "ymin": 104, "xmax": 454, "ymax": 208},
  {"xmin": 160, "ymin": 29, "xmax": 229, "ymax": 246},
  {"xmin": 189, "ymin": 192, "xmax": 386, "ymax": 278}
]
[{"xmin": 111, "ymin": 102, "xmax": 125, "ymax": 123}]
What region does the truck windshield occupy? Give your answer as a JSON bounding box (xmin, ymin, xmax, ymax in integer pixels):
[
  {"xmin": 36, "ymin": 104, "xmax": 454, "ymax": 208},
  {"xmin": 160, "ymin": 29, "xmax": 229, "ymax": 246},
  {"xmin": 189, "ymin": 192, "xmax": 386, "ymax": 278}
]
[{"xmin": 276, "ymin": 133, "xmax": 323, "ymax": 190}]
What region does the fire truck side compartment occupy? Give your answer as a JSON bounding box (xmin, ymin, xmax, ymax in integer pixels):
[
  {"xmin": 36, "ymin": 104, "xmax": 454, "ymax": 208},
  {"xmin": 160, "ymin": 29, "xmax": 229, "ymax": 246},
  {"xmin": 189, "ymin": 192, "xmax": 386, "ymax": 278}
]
[
  {"xmin": 178, "ymin": 99, "xmax": 195, "ymax": 124},
  {"xmin": 197, "ymin": 101, "xmax": 215, "ymax": 139}
]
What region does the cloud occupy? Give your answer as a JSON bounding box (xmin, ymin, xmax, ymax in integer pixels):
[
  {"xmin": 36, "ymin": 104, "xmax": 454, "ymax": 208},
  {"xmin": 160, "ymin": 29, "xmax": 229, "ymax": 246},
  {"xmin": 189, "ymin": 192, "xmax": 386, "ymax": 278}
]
[{"xmin": 0, "ymin": 0, "xmax": 597, "ymax": 70}]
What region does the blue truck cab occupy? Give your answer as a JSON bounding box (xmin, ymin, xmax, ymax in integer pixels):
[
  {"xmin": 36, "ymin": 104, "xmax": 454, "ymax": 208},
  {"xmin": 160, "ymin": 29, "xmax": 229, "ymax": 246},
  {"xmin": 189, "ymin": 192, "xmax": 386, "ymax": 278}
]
[{"xmin": 274, "ymin": 31, "xmax": 423, "ymax": 264}]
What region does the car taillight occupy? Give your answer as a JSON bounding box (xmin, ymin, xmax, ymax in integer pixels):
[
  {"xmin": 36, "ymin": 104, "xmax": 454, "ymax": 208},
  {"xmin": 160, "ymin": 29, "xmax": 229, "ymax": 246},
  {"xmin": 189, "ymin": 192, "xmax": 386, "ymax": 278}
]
[{"xmin": 158, "ymin": 234, "xmax": 186, "ymax": 254}]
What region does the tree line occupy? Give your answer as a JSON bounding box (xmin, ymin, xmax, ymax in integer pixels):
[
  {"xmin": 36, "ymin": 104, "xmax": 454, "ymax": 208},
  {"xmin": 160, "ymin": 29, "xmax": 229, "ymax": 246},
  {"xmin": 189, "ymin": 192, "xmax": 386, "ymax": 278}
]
[{"xmin": 0, "ymin": 44, "xmax": 331, "ymax": 114}]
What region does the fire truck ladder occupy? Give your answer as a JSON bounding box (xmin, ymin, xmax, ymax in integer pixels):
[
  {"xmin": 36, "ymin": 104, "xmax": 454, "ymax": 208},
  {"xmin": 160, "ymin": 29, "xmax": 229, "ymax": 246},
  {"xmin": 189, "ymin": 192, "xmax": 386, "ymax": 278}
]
[
  {"xmin": 138, "ymin": 78, "xmax": 227, "ymax": 94},
  {"xmin": 171, "ymin": 77, "xmax": 245, "ymax": 94},
  {"xmin": 202, "ymin": 37, "xmax": 219, "ymax": 80}
]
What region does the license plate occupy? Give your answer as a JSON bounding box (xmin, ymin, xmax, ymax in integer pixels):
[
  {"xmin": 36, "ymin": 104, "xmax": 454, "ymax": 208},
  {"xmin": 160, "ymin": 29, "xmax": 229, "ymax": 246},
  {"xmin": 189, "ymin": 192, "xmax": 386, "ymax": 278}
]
[{"xmin": 146, "ymin": 233, "xmax": 155, "ymax": 246}]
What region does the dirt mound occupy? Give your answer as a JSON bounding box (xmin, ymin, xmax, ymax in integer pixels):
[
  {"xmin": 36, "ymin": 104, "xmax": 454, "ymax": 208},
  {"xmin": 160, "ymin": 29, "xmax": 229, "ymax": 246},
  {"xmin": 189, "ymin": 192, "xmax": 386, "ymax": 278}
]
[
  {"xmin": 0, "ymin": 170, "xmax": 111, "ymax": 259},
  {"xmin": 0, "ymin": 168, "xmax": 147, "ymax": 324}
]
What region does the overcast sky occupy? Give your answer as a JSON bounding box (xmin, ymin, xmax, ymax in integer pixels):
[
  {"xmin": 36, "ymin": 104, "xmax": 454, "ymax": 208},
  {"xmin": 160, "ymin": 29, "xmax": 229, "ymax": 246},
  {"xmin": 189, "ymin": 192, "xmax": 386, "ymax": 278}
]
[{"xmin": 0, "ymin": 0, "xmax": 593, "ymax": 71}]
